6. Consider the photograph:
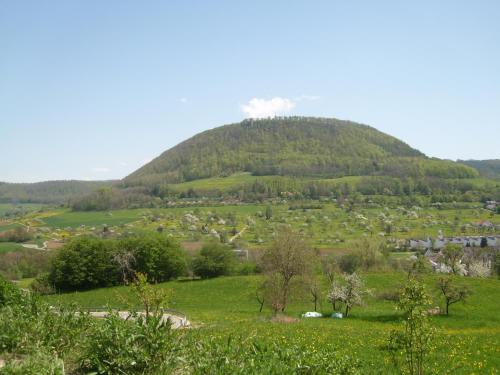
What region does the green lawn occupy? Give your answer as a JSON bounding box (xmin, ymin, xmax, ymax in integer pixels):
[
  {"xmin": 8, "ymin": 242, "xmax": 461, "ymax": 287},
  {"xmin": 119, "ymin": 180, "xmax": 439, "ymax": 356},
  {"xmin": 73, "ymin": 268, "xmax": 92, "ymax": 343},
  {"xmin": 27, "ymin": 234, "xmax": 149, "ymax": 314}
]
[{"xmin": 45, "ymin": 272, "xmax": 500, "ymax": 373}]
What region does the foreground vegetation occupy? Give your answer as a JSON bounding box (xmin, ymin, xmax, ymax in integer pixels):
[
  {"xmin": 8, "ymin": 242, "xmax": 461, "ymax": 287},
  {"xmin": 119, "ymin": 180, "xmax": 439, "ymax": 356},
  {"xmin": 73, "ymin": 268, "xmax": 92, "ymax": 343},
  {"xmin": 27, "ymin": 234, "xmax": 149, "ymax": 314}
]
[{"xmin": 0, "ymin": 271, "xmax": 493, "ymax": 374}]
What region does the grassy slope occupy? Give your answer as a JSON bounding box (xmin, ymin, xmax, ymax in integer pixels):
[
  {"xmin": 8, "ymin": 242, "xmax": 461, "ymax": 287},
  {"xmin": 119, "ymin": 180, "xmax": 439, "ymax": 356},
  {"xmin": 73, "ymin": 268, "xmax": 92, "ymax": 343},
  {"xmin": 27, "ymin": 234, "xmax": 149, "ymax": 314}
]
[{"xmin": 45, "ymin": 273, "xmax": 500, "ymax": 373}]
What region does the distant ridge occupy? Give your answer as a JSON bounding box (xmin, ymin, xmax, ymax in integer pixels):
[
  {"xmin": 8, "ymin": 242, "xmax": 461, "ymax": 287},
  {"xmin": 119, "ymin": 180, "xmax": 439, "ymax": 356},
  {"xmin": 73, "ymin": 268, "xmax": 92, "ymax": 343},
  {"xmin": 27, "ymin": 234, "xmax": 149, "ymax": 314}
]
[
  {"xmin": 124, "ymin": 117, "xmax": 477, "ymax": 187},
  {"xmin": 457, "ymin": 159, "xmax": 500, "ymax": 179},
  {"xmin": 0, "ymin": 180, "xmax": 115, "ymax": 204}
]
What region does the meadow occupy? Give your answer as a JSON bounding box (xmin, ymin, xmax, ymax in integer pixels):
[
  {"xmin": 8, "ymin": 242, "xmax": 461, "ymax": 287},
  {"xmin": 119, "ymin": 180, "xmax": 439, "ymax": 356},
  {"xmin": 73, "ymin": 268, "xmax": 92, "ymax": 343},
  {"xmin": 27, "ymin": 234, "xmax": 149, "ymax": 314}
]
[
  {"xmin": 0, "ymin": 242, "xmax": 24, "ymax": 253},
  {"xmin": 14, "ymin": 201, "xmax": 498, "ymax": 251},
  {"xmin": 45, "ymin": 272, "xmax": 500, "ymax": 374}
]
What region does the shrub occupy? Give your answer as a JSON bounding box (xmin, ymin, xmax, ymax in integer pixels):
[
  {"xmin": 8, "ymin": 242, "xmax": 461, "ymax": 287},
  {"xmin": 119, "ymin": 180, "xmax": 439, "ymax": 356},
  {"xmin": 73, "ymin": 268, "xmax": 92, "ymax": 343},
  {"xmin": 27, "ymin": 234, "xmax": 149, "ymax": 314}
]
[
  {"xmin": 235, "ymin": 261, "xmax": 258, "ymax": 275},
  {"xmin": 0, "ymin": 249, "xmax": 52, "ymax": 280},
  {"xmin": 0, "ymin": 289, "xmax": 90, "ymax": 359},
  {"xmin": 80, "ymin": 311, "xmax": 177, "ymax": 374},
  {"xmin": 0, "ymin": 275, "xmax": 22, "ymax": 307},
  {"xmin": 0, "ymin": 227, "xmax": 32, "ymax": 243},
  {"xmin": 181, "ymin": 334, "xmax": 360, "ymax": 374},
  {"xmin": 339, "ymin": 253, "xmax": 361, "ymax": 273},
  {"xmin": 48, "ymin": 236, "xmax": 120, "ymax": 291},
  {"xmin": 30, "ymin": 273, "xmax": 55, "ymax": 295},
  {"xmin": 118, "ymin": 233, "xmax": 188, "ymax": 282},
  {"xmin": 192, "ymin": 241, "xmax": 236, "ymax": 278}
]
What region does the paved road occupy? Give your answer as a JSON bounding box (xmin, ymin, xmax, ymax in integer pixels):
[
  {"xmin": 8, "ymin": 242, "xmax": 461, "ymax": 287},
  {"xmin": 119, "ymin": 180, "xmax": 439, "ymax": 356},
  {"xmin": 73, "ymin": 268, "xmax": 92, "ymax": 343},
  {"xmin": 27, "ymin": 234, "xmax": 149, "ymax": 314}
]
[{"xmin": 87, "ymin": 310, "xmax": 191, "ymax": 329}]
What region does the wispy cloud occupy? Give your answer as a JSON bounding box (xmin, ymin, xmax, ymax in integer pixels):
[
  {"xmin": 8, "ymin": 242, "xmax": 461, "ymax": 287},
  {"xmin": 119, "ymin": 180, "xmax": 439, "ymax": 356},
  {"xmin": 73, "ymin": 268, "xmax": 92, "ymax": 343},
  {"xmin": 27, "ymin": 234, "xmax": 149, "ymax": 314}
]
[
  {"xmin": 241, "ymin": 97, "xmax": 295, "ymax": 119},
  {"xmin": 91, "ymin": 167, "xmax": 110, "ymax": 173},
  {"xmin": 179, "ymin": 97, "xmax": 188, "ymax": 104}
]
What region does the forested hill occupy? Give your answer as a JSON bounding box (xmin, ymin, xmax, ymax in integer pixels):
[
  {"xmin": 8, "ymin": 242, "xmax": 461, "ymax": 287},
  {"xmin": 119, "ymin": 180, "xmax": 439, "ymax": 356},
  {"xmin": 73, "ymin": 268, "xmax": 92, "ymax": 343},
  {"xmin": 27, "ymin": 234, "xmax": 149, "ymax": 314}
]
[
  {"xmin": 124, "ymin": 117, "xmax": 477, "ymax": 187},
  {"xmin": 457, "ymin": 159, "xmax": 500, "ymax": 179},
  {"xmin": 0, "ymin": 180, "xmax": 115, "ymax": 204}
]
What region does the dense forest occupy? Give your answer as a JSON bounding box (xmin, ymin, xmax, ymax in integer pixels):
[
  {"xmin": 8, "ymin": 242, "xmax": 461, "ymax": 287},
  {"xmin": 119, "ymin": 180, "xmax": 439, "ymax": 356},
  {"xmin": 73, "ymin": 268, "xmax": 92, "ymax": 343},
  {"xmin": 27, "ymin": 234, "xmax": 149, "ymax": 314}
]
[
  {"xmin": 458, "ymin": 159, "xmax": 500, "ymax": 179},
  {"xmin": 0, "ymin": 180, "xmax": 114, "ymax": 204},
  {"xmin": 124, "ymin": 117, "xmax": 478, "ymax": 187}
]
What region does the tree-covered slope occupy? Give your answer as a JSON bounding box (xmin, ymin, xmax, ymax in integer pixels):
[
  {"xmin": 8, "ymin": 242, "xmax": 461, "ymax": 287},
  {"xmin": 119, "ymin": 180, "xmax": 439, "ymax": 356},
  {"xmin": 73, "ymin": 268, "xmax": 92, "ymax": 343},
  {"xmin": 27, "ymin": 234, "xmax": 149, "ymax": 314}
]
[
  {"xmin": 124, "ymin": 117, "xmax": 477, "ymax": 186},
  {"xmin": 0, "ymin": 180, "xmax": 115, "ymax": 204},
  {"xmin": 457, "ymin": 159, "xmax": 500, "ymax": 179}
]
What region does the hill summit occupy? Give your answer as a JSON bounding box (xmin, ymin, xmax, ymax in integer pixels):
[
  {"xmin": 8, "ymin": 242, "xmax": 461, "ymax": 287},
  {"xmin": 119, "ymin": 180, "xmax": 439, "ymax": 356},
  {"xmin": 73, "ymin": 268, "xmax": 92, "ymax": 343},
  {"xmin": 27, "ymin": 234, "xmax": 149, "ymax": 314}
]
[{"xmin": 124, "ymin": 117, "xmax": 476, "ymax": 187}]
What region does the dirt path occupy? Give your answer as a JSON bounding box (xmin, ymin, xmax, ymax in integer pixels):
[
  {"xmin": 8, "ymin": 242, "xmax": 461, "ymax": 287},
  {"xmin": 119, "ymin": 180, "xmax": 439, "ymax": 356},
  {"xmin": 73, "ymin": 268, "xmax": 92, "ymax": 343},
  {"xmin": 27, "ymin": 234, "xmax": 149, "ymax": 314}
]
[{"xmin": 229, "ymin": 225, "xmax": 248, "ymax": 243}]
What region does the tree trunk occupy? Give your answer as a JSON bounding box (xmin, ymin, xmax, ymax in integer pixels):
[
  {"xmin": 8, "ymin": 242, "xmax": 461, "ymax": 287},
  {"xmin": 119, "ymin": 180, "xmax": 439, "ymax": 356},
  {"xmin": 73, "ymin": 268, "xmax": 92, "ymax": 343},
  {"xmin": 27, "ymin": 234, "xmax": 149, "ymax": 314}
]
[{"xmin": 345, "ymin": 305, "xmax": 349, "ymax": 317}]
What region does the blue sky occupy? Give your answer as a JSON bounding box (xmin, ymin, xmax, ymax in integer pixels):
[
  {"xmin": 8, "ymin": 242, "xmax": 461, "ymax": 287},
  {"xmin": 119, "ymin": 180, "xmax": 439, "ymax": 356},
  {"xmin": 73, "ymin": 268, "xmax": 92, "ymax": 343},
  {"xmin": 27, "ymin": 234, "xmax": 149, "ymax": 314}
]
[{"xmin": 1, "ymin": 0, "xmax": 499, "ymax": 182}]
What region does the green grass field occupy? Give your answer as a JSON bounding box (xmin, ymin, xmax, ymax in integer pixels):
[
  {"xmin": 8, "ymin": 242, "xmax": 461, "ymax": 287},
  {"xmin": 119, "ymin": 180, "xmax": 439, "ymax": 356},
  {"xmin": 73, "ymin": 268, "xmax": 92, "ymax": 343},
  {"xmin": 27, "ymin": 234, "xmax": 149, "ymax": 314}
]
[
  {"xmin": 40, "ymin": 209, "xmax": 143, "ymax": 228},
  {"xmin": 169, "ymin": 173, "xmax": 366, "ymax": 193},
  {"xmin": 45, "ymin": 272, "xmax": 500, "ymax": 373},
  {"xmin": 0, "ymin": 242, "xmax": 24, "ymax": 253}
]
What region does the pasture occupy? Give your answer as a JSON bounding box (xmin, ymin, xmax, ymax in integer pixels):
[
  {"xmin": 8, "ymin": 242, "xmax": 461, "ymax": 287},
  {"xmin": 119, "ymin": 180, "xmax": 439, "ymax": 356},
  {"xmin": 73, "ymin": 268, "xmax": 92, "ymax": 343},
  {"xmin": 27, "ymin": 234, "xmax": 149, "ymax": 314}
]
[{"xmin": 45, "ymin": 272, "xmax": 500, "ymax": 374}]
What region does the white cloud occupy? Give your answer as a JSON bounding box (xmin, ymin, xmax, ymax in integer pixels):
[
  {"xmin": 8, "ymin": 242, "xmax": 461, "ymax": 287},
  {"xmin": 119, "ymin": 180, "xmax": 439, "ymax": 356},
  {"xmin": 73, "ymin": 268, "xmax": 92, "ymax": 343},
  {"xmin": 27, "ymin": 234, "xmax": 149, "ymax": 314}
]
[
  {"xmin": 91, "ymin": 167, "xmax": 110, "ymax": 173},
  {"xmin": 118, "ymin": 161, "xmax": 128, "ymax": 167},
  {"xmin": 241, "ymin": 97, "xmax": 295, "ymax": 119},
  {"xmin": 180, "ymin": 97, "xmax": 188, "ymax": 104}
]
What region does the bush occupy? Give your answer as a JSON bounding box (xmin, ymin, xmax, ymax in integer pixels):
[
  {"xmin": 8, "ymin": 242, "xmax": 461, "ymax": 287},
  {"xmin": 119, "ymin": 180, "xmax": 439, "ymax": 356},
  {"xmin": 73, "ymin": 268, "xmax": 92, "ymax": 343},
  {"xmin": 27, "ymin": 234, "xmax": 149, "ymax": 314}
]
[
  {"xmin": 339, "ymin": 253, "xmax": 361, "ymax": 273},
  {"xmin": 0, "ymin": 227, "xmax": 32, "ymax": 243},
  {"xmin": 235, "ymin": 261, "xmax": 258, "ymax": 275},
  {"xmin": 48, "ymin": 236, "xmax": 120, "ymax": 291},
  {"xmin": 30, "ymin": 273, "xmax": 55, "ymax": 295},
  {"xmin": 81, "ymin": 311, "xmax": 177, "ymax": 374},
  {"xmin": 48, "ymin": 234, "xmax": 188, "ymax": 292},
  {"xmin": 0, "ymin": 249, "xmax": 52, "ymax": 280},
  {"xmin": 0, "ymin": 290, "xmax": 90, "ymax": 359},
  {"xmin": 118, "ymin": 233, "xmax": 188, "ymax": 283},
  {"xmin": 0, "ymin": 275, "xmax": 22, "ymax": 307},
  {"xmin": 192, "ymin": 241, "xmax": 236, "ymax": 278}
]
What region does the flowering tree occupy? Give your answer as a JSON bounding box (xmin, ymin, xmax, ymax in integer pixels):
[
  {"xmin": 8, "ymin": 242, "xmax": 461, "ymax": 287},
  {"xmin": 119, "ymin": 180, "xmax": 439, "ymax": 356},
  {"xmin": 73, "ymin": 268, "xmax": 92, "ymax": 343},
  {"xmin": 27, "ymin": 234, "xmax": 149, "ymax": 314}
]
[
  {"xmin": 342, "ymin": 273, "xmax": 364, "ymax": 317},
  {"xmin": 327, "ymin": 281, "xmax": 345, "ymax": 311}
]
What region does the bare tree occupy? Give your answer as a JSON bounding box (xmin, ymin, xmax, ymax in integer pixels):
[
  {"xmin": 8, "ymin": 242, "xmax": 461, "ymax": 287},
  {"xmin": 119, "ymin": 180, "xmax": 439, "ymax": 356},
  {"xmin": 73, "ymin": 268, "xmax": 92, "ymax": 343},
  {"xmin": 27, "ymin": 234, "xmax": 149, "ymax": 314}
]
[
  {"xmin": 307, "ymin": 275, "xmax": 321, "ymax": 312},
  {"xmin": 437, "ymin": 277, "xmax": 471, "ymax": 315},
  {"xmin": 261, "ymin": 226, "xmax": 312, "ymax": 312},
  {"xmin": 321, "ymin": 254, "xmax": 338, "ymax": 284},
  {"xmin": 113, "ymin": 250, "xmax": 136, "ymax": 284}
]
